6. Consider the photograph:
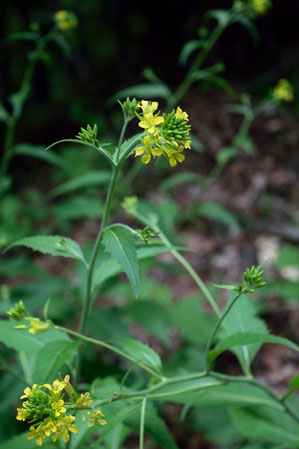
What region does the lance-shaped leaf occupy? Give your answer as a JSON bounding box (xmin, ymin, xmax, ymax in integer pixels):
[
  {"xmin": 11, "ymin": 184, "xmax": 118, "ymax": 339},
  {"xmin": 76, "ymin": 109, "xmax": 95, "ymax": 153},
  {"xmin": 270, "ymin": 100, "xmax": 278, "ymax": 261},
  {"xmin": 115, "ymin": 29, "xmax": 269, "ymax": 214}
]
[
  {"xmin": 111, "ymin": 337, "xmax": 162, "ymax": 374},
  {"xmin": 208, "ymin": 332, "xmax": 299, "ymax": 365},
  {"xmin": 102, "ymin": 225, "xmax": 139, "ymax": 297},
  {"xmin": 5, "ymin": 235, "xmax": 87, "ymax": 266}
]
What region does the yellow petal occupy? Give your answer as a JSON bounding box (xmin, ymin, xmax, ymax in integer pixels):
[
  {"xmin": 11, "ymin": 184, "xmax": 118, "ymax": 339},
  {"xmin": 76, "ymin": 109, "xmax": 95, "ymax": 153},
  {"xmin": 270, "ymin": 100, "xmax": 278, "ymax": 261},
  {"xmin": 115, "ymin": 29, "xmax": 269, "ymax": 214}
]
[{"xmin": 141, "ymin": 153, "xmax": 151, "ymax": 164}]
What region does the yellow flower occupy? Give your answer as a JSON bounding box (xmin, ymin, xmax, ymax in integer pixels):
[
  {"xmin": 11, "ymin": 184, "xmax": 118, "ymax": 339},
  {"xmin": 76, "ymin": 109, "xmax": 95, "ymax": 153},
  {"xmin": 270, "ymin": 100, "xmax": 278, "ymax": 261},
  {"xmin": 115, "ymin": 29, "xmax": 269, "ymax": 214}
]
[
  {"xmin": 54, "ymin": 10, "xmax": 78, "ymax": 31},
  {"xmin": 62, "ymin": 375, "xmax": 75, "ymax": 396},
  {"xmin": 53, "ymin": 416, "xmax": 78, "ymax": 443},
  {"xmin": 250, "ymin": 0, "xmax": 271, "ymax": 14},
  {"xmin": 28, "ymin": 318, "xmax": 50, "ymax": 334},
  {"xmin": 16, "ymin": 407, "xmax": 28, "ymax": 421},
  {"xmin": 21, "ymin": 384, "xmax": 38, "ymax": 399},
  {"xmin": 135, "ymin": 134, "xmax": 162, "ymax": 164},
  {"xmin": 52, "ymin": 399, "xmax": 66, "ymax": 417},
  {"xmin": 138, "ymin": 112, "xmax": 164, "ymax": 134},
  {"xmin": 87, "ymin": 410, "xmax": 107, "ymax": 427},
  {"xmin": 41, "ymin": 420, "xmax": 57, "ymax": 437},
  {"xmin": 273, "ymin": 79, "xmax": 294, "ymax": 102},
  {"xmin": 26, "ymin": 425, "xmax": 46, "ymax": 447},
  {"xmin": 140, "ymin": 100, "xmax": 159, "ymax": 114},
  {"xmin": 76, "ymin": 392, "xmax": 93, "ymax": 408},
  {"xmin": 167, "ymin": 146, "xmax": 185, "ymax": 167},
  {"xmin": 175, "ymin": 106, "xmax": 188, "ymax": 121}
]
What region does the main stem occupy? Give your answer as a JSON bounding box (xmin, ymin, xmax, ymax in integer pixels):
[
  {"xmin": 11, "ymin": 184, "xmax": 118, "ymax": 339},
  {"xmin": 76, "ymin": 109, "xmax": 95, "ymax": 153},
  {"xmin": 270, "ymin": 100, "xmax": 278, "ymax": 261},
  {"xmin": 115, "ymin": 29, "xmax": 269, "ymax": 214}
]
[
  {"xmin": 168, "ymin": 22, "xmax": 225, "ymax": 110},
  {"xmin": 75, "ymin": 164, "xmax": 120, "ymax": 386}
]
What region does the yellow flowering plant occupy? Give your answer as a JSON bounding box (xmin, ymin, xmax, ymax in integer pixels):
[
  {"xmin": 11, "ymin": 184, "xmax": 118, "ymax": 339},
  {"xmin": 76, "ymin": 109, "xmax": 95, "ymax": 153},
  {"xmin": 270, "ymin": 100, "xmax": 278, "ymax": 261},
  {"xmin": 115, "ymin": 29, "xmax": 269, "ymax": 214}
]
[
  {"xmin": 16, "ymin": 375, "xmax": 106, "ymax": 446},
  {"xmin": 3, "ymin": 96, "xmax": 299, "ymax": 449}
]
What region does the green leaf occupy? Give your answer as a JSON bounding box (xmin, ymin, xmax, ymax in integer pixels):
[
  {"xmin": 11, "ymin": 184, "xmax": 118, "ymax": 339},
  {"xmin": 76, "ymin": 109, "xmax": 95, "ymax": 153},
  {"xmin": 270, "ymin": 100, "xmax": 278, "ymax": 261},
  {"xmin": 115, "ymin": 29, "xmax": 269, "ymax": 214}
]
[
  {"xmin": 34, "ymin": 340, "xmax": 80, "ymax": 384},
  {"xmin": 102, "ymin": 225, "xmax": 139, "ymax": 297},
  {"xmin": 109, "ymin": 83, "xmax": 171, "ymax": 103},
  {"xmin": 229, "ymin": 408, "xmax": 299, "ymax": 446},
  {"xmin": 5, "ymin": 235, "xmax": 87, "ymax": 266},
  {"xmin": 13, "ymin": 144, "xmax": 69, "ymax": 171},
  {"xmin": 179, "ymin": 40, "xmax": 201, "ymax": 65},
  {"xmin": 195, "ymin": 201, "xmax": 240, "ymax": 230},
  {"xmin": 47, "ymin": 170, "xmax": 111, "ymax": 199},
  {"xmin": 92, "ymin": 254, "xmax": 121, "ymax": 292},
  {"xmin": 0, "ymin": 321, "xmax": 69, "ymax": 357},
  {"xmin": 289, "ymin": 375, "xmax": 299, "ymax": 393},
  {"xmin": 159, "ymin": 171, "xmax": 202, "ymax": 191},
  {"xmin": 208, "ymin": 332, "xmax": 299, "ymax": 365},
  {"xmin": 220, "ymin": 295, "xmax": 268, "ymax": 372},
  {"xmin": 52, "ymin": 197, "xmax": 104, "ymax": 221},
  {"xmin": 216, "ymin": 146, "xmax": 237, "ymax": 165},
  {"xmin": 111, "ymin": 337, "xmax": 162, "ymax": 373}
]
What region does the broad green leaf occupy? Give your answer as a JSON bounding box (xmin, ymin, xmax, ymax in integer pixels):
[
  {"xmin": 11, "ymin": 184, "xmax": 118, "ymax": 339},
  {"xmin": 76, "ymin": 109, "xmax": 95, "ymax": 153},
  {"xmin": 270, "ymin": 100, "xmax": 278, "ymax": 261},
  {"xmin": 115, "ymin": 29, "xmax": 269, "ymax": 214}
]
[
  {"xmin": 102, "ymin": 225, "xmax": 139, "ymax": 297},
  {"xmin": 179, "ymin": 40, "xmax": 201, "ymax": 65},
  {"xmin": 0, "ymin": 321, "xmax": 69, "ymax": 357},
  {"xmin": 111, "ymin": 337, "xmax": 162, "ymax": 373},
  {"xmin": 195, "ymin": 201, "xmax": 240, "ymax": 230},
  {"xmin": 159, "ymin": 171, "xmax": 202, "ymax": 191},
  {"xmin": 289, "ymin": 375, "xmax": 299, "ymax": 393},
  {"xmin": 109, "ymin": 83, "xmax": 171, "ymax": 103},
  {"xmin": 229, "ymin": 408, "xmax": 299, "ymax": 446},
  {"xmin": 47, "ymin": 170, "xmax": 110, "ymax": 199},
  {"xmin": 92, "ymin": 254, "xmax": 121, "ymax": 292},
  {"xmin": 52, "ymin": 197, "xmax": 104, "ymax": 221},
  {"xmin": 6, "ymin": 235, "xmax": 87, "ymax": 266},
  {"xmin": 208, "ymin": 332, "xmax": 299, "ymax": 365},
  {"xmin": 13, "ymin": 144, "xmax": 69, "ymax": 171},
  {"xmin": 34, "ymin": 340, "xmax": 80, "ymax": 384},
  {"xmin": 220, "ymin": 295, "xmax": 268, "ymax": 373}
]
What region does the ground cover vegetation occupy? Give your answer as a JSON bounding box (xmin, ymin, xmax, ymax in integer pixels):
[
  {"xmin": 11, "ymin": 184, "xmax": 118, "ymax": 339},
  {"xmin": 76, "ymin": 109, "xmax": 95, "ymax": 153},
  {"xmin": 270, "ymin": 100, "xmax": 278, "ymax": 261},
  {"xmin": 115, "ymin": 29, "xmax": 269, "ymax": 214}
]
[{"xmin": 0, "ymin": 1, "xmax": 299, "ymax": 448}]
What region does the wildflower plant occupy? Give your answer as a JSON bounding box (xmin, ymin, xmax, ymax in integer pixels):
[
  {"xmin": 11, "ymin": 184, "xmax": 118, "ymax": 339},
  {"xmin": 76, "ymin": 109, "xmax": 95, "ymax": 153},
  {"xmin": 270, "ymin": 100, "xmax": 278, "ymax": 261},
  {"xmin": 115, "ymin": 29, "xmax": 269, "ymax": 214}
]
[
  {"xmin": 16, "ymin": 375, "xmax": 106, "ymax": 446},
  {"xmin": 2, "ymin": 95, "xmax": 299, "ymax": 448}
]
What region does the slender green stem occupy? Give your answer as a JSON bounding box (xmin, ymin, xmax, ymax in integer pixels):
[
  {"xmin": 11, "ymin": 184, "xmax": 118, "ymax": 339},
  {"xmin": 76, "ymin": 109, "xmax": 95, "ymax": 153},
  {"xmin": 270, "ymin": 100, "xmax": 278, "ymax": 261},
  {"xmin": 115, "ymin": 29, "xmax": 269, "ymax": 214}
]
[
  {"xmin": 116, "ymin": 117, "xmax": 129, "ymax": 162},
  {"xmin": 205, "ymin": 290, "xmax": 244, "ymax": 371},
  {"xmin": 74, "ymin": 164, "xmax": 120, "ymax": 386},
  {"xmin": 0, "ymin": 117, "xmax": 16, "ymax": 181},
  {"xmin": 56, "ymin": 325, "xmax": 163, "ymax": 380},
  {"xmin": 134, "ymin": 211, "xmax": 220, "ymax": 317},
  {"xmin": 168, "ymin": 22, "xmax": 225, "ymax": 110},
  {"xmin": 139, "ymin": 396, "xmax": 147, "ymax": 449}
]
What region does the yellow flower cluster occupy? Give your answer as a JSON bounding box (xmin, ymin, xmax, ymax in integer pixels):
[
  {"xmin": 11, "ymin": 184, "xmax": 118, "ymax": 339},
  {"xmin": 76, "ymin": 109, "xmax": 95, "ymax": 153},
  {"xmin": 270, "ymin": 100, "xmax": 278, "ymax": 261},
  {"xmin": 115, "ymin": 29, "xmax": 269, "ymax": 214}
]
[
  {"xmin": 273, "ymin": 78, "xmax": 294, "ymax": 102},
  {"xmin": 249, "ymin": 0, "xmax": 271, "ymax": 15},
  {"xmin": 16, "ymin": 375, "xmax": 106, "ymax": 446},
  {"xmin": 54, "ymin": 10, "xmax": 78, "ymax": 31},
  {"xmin": 135, "ymin": 101, "xmax": 191, "ymax": 167}
]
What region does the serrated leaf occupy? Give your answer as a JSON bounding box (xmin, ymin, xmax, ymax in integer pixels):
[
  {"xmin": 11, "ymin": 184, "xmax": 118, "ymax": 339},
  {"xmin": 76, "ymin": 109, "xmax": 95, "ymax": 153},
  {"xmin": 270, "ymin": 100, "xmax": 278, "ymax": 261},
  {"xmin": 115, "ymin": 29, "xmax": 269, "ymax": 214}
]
[
  {"xmin": 92, "ymin": 255, "xmax": 121, "ymax": 292},
  {"xmin": 6, "ymin": 235, "xmax": 87, "ymax": 266},
  {"xmin": 102, "ymin": 225, "xmax": 139, "ymax": 297},
  {"xmin": 208, "ymin": 332, "xmax": 299, "ymax": 365},
  {"xmin": 47, "ymin": 170, "xmax": 111, "ymax": 199},
  {"xmin": 34, "ymin": 340, "xmax": 80, "ymax": 384},
  {"xmin": 195, "ymin": 201, "xmax": 240, "ymax": 230},
  {"xmin": 13, "ymin": 143, "xmax": 69, "ymax": 171},
  {"xmin": 111, "ymin": 338, "xmax": 162, "ymax": 373}
]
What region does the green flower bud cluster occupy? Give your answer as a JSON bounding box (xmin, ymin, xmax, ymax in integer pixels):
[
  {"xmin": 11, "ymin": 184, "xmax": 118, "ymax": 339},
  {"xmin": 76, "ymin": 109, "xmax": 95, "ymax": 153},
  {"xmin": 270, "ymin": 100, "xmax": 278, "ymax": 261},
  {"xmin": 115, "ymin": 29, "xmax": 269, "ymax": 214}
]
[
  {"xmin": 22, "ymin": 387, "xmax": 52, "ymax": 421},
  {"xmin": 136, "ymin": 226, "xmax": 157, "ymax": 245},
  {"xmin": 76, "ymin": 124, "xmax": 100, "ymax": 147},
  {"xmin": 121, "ymin": 196, "xmax": 138, "ymax": 214},
  {"xmin": 121, "ymin": 97, "xmax": 140, "ymax": 120},
  {"xmin": 235, "ymin": 265, "xmax": 266, "ymax": 293},
  {"xmin": 161, "ymin": 109, "xmax": 191, "ymax": 143},
  {"xmin": 7, "ymin": 299, "xmax": 27, "ymax": 321}
]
